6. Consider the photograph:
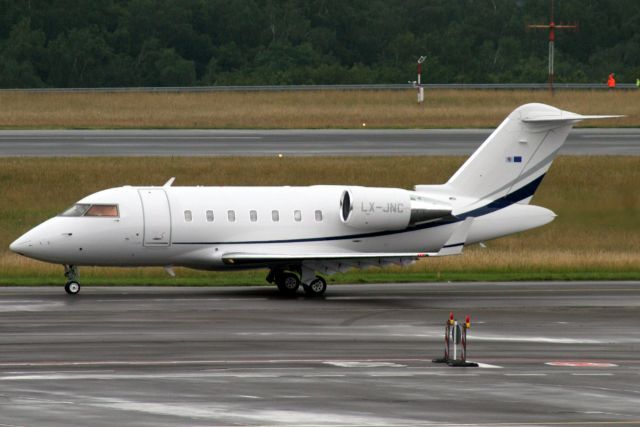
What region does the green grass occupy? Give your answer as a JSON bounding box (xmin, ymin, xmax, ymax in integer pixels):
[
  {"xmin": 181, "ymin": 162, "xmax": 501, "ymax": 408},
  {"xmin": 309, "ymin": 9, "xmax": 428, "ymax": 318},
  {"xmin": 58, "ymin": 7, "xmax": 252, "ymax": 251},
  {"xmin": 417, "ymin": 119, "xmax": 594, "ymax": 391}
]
[
  {"xmin": 0, "ymin": 89, "xmax": 638, "ymax": 129},
  {"xmin": 2, "ymin": 156, "xmax": 639, "ymax": 285},
  {"xmin": 2, "ymin": 268, "xmax": 639, "ymax": 287}
]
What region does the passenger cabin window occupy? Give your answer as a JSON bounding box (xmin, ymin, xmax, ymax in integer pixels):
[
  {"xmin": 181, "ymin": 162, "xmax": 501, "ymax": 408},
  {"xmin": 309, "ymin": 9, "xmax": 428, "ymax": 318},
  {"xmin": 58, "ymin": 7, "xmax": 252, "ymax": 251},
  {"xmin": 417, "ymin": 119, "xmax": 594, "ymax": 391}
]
[
  {"xmin": 250, "ymin": 210, "xmax": 257, "ymax": 222},
  {"xmin": 272, "ymin": 210, "xmax": 279, "ymax": 222},
  {"xmin": 294, "ymin": 210, "xmax": 302, "ymax": 222},
  {"xmin": 315, "ymin": 210, "xmax": 323, "ymax": 222},
  {"xmin": 60, "ymin": 204, "xmax": 119, "ymax": 217},
  {"xmin": 184, "ymin": 210, "xmax": 192, "ymax": 222},
  {"xmin": 228, "ymin": 210, "xmax": 236, "ymax": 222},
  {"xmin": 206, "ymin": 210, "xmax": 214, "ymax": 222}
]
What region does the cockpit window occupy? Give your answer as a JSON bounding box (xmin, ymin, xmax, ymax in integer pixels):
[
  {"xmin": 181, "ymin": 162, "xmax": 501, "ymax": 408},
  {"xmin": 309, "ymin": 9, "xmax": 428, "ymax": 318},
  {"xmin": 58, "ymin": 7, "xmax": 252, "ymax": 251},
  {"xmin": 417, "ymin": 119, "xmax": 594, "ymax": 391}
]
[
  {"xmin": 85, "ymin": 204, "xmax": 119, "ymax": 217},
  {"xmin": 60, "ymin": 204, "xmax": 91, "ymax": 217},
  {"xmin": 60, "ymin": 204, "xmax": 119, "ymax": 217}
]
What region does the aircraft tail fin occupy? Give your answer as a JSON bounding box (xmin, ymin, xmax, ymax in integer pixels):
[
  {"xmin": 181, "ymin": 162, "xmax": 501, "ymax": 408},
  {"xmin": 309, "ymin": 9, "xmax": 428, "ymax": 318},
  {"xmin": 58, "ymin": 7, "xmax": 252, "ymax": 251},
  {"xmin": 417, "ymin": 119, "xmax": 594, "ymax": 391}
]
[{"xmin": 444, "ymin": 103, "xmax": 621, "ymax": 204}]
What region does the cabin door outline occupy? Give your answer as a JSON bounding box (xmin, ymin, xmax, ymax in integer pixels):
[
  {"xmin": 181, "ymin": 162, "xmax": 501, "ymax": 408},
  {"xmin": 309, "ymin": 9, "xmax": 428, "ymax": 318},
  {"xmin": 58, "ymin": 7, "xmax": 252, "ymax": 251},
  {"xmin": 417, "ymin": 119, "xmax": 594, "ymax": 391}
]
[{"xmin": 138, "ymin": 189, "xmax": 172, "ymax": 246}]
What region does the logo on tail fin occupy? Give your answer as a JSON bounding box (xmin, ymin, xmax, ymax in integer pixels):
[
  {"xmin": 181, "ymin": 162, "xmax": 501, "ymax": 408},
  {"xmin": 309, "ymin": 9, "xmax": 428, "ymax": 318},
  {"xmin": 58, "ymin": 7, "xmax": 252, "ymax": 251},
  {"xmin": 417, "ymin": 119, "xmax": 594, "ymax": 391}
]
[{"xmin": 506, "ymin": 156, "xmax": 523, "ymax": 163}]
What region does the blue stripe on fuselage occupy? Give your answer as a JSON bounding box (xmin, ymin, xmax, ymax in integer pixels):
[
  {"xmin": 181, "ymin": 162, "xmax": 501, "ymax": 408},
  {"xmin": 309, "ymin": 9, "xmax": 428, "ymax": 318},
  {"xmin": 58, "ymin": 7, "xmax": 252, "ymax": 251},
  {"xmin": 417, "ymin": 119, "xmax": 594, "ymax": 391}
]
[{"xmin": 172, "ymin": 174, "xmax": 546, "ymax": 246}]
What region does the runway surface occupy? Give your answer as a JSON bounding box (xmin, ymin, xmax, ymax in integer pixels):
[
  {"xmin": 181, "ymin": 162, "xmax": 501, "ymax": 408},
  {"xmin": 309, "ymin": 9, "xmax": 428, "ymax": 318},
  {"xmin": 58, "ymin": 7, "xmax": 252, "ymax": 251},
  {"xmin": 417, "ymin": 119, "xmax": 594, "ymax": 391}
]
[
  {"xmin": 0, "ymin": 281, "xmax": 639, "ymax": 426},
  {"xmin": 0, "ymin": 128, "xmax": 639, "ymax": 156}
]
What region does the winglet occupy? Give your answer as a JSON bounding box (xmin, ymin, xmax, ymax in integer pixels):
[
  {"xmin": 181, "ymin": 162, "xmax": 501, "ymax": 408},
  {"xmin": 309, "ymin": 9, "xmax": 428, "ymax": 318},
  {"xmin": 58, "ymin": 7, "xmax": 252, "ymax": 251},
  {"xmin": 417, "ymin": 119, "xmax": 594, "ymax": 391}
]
[
  {"xmin": 433, "ymin": 217, "xmax": 474, "ymax": 256},
  {"xmin": 163, "ymin": 177, "xmax": 176, "ymax": 188}
]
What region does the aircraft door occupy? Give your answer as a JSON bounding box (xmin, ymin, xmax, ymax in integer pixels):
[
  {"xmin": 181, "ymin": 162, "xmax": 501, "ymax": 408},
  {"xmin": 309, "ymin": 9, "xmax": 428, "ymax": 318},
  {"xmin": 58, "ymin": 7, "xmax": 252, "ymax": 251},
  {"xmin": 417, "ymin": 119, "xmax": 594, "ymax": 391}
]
[{"xmin": 138, "ymin": 189, "xmax": 171, "ymax": 246}]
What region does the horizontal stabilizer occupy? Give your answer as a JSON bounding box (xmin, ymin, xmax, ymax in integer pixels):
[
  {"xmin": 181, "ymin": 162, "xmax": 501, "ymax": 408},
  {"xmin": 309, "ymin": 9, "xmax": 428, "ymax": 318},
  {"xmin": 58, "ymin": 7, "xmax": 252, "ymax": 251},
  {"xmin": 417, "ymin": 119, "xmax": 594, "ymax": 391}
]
[{"xmin": 522, "ymin": 114, "xmax": 624, "ymax": 123}]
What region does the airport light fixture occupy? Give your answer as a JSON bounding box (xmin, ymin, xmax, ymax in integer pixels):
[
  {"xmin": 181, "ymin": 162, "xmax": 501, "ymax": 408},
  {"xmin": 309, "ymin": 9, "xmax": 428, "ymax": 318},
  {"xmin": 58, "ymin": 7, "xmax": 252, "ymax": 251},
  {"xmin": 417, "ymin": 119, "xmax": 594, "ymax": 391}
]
[
  {"xmin": 411, "ymin": 56, "xmax": 427, "ymax": 104},
  {"xmin": 527, "ymin": 0, "xmax": 578, "ymax": 94}
]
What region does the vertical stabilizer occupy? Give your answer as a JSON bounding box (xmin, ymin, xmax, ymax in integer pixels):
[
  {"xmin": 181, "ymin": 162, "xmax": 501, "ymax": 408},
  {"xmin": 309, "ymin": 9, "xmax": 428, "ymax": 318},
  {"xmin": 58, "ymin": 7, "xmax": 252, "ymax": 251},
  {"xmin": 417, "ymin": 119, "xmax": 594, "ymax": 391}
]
[
  {"xmin": 446, "ymin": 103, "xmax": 599, "ymax": 204},
  {"xmin": 447, "ymin": 104, "xmax": 583, "ymax": 202}
]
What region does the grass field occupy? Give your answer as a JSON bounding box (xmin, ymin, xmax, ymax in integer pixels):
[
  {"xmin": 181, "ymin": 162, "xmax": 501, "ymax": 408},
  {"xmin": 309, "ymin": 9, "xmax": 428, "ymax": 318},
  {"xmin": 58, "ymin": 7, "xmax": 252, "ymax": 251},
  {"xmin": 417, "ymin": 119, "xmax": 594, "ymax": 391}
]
[
  {"xmin": 1, "ymin": 89, "xmax": 638, "ymax": 129},
  {"xmin": 2, "ymin": 156, "xmax": 639, "ymax": 285}
]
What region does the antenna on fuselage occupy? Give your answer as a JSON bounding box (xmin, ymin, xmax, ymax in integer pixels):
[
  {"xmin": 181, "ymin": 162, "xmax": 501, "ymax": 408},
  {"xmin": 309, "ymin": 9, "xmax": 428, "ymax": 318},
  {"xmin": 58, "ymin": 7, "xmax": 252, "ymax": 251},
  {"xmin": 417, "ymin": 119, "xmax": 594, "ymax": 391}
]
[{"xmin": 163, "ymin": 177, "xmax": 176, "ymax": 187}]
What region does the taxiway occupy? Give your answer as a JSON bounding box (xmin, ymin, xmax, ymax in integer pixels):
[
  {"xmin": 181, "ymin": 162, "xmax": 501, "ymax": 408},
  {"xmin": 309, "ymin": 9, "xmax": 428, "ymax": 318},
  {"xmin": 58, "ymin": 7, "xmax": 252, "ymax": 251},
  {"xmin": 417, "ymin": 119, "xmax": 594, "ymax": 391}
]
[
  {"xmin": 0, "ymin": 128, "xmax": 639, "ymax": 156},
  {"xmin": 0, "ymin": 281, "xmax": 638, "ymax": 426}
]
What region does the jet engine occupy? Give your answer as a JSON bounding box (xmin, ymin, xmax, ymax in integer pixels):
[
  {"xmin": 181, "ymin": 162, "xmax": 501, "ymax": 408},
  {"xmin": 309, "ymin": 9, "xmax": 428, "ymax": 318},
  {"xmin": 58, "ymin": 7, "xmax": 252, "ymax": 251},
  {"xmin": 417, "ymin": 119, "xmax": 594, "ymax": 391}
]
[{"xmin": 340, "ymin": 187, "xmax": 452, "ymax": 230}]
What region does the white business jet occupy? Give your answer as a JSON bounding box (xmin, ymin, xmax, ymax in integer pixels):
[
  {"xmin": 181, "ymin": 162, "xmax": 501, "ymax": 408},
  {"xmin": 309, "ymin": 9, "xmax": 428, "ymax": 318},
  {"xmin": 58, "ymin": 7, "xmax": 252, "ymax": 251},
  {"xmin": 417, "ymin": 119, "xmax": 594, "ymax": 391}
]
[{"xmin": 10, "ymin": 103, "xmax": 615, "ymax": 296}]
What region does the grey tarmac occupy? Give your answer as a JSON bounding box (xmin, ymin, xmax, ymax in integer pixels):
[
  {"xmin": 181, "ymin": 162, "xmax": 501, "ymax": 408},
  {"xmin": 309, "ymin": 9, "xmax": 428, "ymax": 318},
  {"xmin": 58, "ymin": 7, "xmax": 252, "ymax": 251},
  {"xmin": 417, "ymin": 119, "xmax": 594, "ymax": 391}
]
[
  {"xmin": 0, "ymin": 281, "xmax": 639, "ymax": 426},
  {"xmin": 0, "ymin": 128, "xmax": 638, "ymax": 156}
]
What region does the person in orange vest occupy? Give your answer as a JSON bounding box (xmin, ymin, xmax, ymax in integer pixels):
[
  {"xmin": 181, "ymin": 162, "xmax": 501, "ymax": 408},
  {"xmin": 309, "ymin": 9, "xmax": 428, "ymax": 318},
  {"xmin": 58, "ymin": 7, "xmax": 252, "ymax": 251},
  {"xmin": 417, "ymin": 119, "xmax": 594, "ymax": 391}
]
[{"xmin": 607, "ymin": 73, "xmax": 616, "ymax": 90}]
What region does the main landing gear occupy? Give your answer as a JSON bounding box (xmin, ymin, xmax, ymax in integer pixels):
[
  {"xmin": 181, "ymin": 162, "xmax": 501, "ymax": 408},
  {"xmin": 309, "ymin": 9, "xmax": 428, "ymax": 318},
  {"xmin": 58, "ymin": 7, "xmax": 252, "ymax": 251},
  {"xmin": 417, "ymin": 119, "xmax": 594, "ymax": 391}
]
[
  {"xmin": 63, "ymin": 265, "xmax": 81, "ymax": 295},
  {"xmin": 267, "ymin": 269, "xmax": 327, "ymax": 297}
]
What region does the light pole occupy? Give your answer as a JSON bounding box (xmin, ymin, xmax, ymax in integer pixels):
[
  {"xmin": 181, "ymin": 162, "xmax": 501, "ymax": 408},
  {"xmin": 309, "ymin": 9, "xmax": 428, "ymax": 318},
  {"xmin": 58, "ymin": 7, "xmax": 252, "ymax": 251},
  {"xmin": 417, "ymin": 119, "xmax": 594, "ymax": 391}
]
[
  {"xmin": 410, "ymin": 56, "xmax": 427, "ymax": 104},
  {"xmin": 527, "ymin": 0, "xmax": 577, "ymax": 94}
]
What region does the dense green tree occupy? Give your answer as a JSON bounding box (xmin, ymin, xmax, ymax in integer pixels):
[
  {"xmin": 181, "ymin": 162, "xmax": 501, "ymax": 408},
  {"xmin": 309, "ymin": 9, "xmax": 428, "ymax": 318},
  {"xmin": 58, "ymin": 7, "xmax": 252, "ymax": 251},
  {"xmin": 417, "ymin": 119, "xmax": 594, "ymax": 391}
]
[
  {"xmin": 0, "ymin": 18, "xmax": 46, "ymax": 87},
  {"xmin": 0, "ymin": 0, "xmax": 639, "ymax": 87}
]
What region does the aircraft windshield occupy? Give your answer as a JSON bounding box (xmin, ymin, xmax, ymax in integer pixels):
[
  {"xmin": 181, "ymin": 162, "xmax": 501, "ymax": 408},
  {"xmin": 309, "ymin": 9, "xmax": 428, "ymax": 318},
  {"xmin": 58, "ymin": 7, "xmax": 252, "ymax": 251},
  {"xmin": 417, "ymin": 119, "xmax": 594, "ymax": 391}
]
[
  {"xmin": 60, "ymin": 204, "xmax": 119, "ymax": 217},
  {"xmin": 60, "ymin": 204, "xmax": 91, "ymax": 217},
  {"xmin": 85, "ymin": 204, "xmax": 119, "ymax": 217}
]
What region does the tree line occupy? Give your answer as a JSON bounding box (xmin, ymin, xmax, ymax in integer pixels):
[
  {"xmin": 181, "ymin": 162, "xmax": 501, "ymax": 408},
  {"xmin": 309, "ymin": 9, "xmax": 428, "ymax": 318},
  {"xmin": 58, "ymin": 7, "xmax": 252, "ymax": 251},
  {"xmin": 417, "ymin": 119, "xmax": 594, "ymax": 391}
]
[{"xmin": 1, "ymin": 0, "xmax": 639, "ymax": 88}]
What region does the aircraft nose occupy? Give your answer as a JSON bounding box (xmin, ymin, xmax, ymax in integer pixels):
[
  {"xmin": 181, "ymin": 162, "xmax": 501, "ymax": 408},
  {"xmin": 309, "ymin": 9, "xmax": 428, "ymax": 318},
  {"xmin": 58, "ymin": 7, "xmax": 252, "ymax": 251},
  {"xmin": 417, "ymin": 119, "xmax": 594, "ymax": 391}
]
[
  {"xmin": 9, "ymin": 236, "xmax": 32, "ymax": 255},
  {"xmin": 9, "ymin": 224, "xmax": 53, "ymax": 258}
]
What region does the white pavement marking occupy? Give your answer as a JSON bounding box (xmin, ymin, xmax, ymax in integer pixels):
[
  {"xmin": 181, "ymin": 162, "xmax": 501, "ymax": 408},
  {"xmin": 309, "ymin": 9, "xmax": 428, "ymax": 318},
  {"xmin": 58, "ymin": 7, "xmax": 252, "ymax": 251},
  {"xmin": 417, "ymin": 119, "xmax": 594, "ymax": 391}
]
[
  {"xmin": 0, "ymin": 372, "xmax": 283, "ymax": 381},
  {"xmin": 92, "ymin": 136, "xmax": 263, "ymax": 140},
  {"xmin": 504, "ymin": 373, "xmax": 548, "ymax": 376},
  {"xmin": 236, "ymin": 330, "xmax": 636, "ymax": 344},
  {"xmin": 303, "ymin": 374, "xmax": 346, "ymax": 378},
  {"xmin": 546, "ymin": 361, "xmax": 618, "ymax": 367},
  {"xmin": 323, "ymin": 361, "xmax": 406, "ymax": 368},
  {"xmin": 475, "ymin": 363, "xmax": 503, "ymax": 369},
  {"xmin": 89, "ymin": 399, "xmax": 415, "ymax": 425},
  {"xmin": 572, "ymin": 373, "xmax": 614, "ymax": 376},
  {"xmin": 0, "ymin": 357, "xmax": 434, "ymax": 369},
  {"xmin": 472, "ymin": 334, "xmax": 602, "ymax": 344},
  {"xmin": 0, "ymin": 301, "xmax": 64, "ymax": 312}
]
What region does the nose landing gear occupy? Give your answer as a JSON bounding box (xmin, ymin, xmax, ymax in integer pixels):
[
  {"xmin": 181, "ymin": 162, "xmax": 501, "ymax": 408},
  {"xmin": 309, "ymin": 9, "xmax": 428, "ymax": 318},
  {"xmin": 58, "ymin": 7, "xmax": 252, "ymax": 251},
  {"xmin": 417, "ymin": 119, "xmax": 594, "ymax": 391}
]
[{"xmin": 63, "ymin": 265, "xmax": 81, "ymax": 295}]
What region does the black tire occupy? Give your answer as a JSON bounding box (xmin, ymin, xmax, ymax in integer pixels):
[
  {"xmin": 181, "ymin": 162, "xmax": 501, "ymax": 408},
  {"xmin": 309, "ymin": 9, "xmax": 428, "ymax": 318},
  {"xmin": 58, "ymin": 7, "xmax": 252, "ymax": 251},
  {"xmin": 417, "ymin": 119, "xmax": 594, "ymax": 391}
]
[
  {"xmin": 276, "ymin": 272, "xmax": 300, "ymax": 294},
  {"xmin": 64, "ymin": 281, "xmax": 81, "ymax": 295},
  {"xmin": 304, "ymin": 276, "xmax": 327, "ymax": 297}
]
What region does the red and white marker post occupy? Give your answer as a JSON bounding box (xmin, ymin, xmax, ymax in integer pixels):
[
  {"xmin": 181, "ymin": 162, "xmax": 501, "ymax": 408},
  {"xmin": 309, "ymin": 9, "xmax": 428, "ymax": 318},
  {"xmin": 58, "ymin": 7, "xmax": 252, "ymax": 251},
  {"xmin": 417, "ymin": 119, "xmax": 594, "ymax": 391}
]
[
  {"xmin": 433, "ymin": 312, "xmax": 478, "ymax": 367},
  {"xmin": 416, "ymin": 56, "xmax": 426, "ymax": 104}
]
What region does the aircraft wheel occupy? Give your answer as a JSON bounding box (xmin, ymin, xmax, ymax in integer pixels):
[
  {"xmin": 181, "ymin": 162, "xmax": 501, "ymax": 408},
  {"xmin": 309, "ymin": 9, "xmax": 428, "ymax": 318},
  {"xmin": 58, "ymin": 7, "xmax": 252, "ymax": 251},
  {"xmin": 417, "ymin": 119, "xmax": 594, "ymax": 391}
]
[
  {"xmin": 276, "ymin": 272, "xmax": 300, "ymax": 294},
  {"xmin": 304, "ymin": 276, "xmax": 327, "ymax": 297},
  {"xmin": 65, "ymin": 281, "xmax": 81, "ymax": 295}
]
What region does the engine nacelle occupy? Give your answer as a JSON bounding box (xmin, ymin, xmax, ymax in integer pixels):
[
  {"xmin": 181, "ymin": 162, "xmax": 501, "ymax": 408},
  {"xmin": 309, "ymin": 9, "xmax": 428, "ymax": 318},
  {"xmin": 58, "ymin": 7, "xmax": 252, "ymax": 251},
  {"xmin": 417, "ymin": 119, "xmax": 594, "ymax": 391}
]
[
  {"xmin": 339, "ymin": 187, "xmax": 454, "ymax": 230},
  {"xmin": 340, "ymin": 187, "xmax": 411, "ymax": 230}
]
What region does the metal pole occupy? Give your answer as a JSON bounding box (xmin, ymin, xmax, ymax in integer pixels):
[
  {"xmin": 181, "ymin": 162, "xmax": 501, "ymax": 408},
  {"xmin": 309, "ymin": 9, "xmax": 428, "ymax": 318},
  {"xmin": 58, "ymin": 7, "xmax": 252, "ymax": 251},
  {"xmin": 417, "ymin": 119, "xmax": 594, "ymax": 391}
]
[
  {"xmin": 548, "ymin": 39, "xmax": 554, "ymax": 94},
  {"xmin": 461, "ymin": 325, "xmax": 467, "ymax": 363},
  {"xmin": 444, "ymin": 321, "xmax": 450, "ymax": 360},
  {"xmin": 453, "ymin": 320, "xmax": 458, "ymax": 361},
  {"xmin": 417, "ymin": 56, "xmax": 426, "ymax": 104}
]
